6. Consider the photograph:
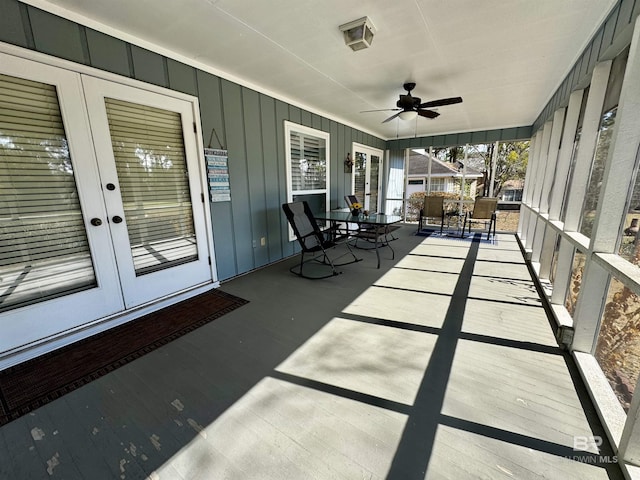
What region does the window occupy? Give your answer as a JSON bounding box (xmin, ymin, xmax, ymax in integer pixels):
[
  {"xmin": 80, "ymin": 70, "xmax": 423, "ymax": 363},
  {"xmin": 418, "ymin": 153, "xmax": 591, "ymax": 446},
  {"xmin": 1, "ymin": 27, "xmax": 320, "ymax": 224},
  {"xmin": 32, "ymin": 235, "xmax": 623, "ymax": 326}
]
[
  {"xmin": 430, "ymin": 178, "xmax": 447, "ymax": 192},
  {"xmin": 579, "ymin": 49, "xmax": 627, "ymax": 237},
  {"xmin": 595, "ymin": 275, "xmax": 638, "ymax": 413},
  {"xmin": 502, "ymin": 189, "xmax": 523, "ymax": 202},
  {"xmin": 565, "ymin": 249, "xmax": 586, "ymax": 317},
  {"xmin": 579, "ymin": 106, "xmax": 617, "ymax": 237},
  {"xmin": 284, "ymin": 122, "xmax": 329, "ymax": 238}
]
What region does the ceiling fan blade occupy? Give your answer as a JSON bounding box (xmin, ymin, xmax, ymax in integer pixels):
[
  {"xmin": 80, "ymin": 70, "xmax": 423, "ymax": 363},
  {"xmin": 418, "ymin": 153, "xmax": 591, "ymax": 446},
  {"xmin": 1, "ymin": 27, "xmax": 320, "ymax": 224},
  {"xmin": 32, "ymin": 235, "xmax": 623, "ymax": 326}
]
[
  {"xmin": 360, "ymin": 108, "xmax": 401, "ymax": 113},
  {"xmin": 382, "ymin": 111, "xmax": 403, "ymax": 123},
  {"xmin": 418, "ymin": 96, "xmax": 463, "ymax": 109},
  {"xmin": 418, "ymin": 109, "xmax": 440, "ymax": 119}
]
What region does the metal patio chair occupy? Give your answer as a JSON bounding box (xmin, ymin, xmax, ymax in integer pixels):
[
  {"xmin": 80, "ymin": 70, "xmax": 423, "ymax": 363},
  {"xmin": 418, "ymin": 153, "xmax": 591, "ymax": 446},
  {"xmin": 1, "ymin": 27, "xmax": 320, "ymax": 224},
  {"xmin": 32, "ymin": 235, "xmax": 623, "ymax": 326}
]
[
  {"xmin": 418, "ymin": 195, "xmax": 445, "ymax": 234},
  {"xmin": 282, "ymin": 201, "xmax": 360, "ymax": 279},
  {"xmin": 462, "ymin": 197, "xmax": 498, "ymax": 239}
]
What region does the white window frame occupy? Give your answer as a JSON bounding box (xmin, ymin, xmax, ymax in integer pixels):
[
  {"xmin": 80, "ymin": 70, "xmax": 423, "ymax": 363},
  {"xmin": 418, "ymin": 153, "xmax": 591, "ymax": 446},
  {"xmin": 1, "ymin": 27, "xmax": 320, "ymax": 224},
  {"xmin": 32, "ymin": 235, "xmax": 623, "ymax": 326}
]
[{"xmin": 284, "ymin": 121, "xmax": 330, "ymax": 240}]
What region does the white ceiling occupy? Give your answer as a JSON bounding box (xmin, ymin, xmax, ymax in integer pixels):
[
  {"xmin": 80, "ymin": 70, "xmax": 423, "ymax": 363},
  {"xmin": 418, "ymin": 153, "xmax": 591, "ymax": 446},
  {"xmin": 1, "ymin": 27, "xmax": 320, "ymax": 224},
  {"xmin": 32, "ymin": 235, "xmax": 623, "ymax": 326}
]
[{"xmin": 30, "ymin": 0, "xmax": 617, "ymax": 140}]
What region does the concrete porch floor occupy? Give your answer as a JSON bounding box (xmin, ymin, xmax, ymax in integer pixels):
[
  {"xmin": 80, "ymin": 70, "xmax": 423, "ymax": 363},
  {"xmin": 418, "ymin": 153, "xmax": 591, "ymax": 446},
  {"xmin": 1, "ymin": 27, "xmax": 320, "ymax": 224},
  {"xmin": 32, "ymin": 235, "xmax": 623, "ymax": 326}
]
[{"xmin": 0, "ymin": 225, "xmax": 624, "ymax": 479}]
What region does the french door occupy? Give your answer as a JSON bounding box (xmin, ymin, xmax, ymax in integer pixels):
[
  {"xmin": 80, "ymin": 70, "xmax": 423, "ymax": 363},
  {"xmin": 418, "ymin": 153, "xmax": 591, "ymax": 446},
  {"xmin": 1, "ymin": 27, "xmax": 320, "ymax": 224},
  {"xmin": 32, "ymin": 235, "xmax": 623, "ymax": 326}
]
[
  {"xmin": 352, "ymin": 143, "xmax": 383, "ymax": 212},
  {"xmin": 0, "ymin": 54, "xmax": 212, "ymax": 355}
]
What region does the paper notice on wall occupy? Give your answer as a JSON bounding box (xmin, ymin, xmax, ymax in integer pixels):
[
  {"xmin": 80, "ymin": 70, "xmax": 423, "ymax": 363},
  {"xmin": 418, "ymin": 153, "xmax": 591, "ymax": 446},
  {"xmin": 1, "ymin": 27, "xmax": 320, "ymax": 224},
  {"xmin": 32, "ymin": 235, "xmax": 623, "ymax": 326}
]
[{"xmin": 205, "ymin": 148, "xmax": 231, "ymax": 202}]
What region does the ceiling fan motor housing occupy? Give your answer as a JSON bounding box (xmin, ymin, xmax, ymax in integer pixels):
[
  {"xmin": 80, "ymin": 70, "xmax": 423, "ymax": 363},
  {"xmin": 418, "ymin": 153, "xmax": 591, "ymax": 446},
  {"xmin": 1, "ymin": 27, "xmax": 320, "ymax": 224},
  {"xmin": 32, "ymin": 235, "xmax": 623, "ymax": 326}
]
[{"xmin": 397, "ymin": 94, "xmax": 421, "ymax": 110}]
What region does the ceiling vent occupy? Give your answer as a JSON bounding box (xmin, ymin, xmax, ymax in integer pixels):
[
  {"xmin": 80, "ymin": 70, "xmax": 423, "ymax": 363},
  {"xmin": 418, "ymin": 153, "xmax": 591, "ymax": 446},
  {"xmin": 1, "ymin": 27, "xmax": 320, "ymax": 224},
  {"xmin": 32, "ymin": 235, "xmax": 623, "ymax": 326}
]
[{"xmin": 339, "ymin": 17, "xmax": 376, "ymax": 51}]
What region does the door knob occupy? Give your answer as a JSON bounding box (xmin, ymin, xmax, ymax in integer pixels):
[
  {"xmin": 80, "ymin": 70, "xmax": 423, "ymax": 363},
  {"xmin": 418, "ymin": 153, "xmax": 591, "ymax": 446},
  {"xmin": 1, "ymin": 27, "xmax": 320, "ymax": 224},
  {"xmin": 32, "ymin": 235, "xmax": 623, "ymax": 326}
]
[
  {"xmin": 112, "ymin": 215, "xmax": 123, "ymax": 224},
  {"xmin": 90, "ymin": 218, "xmax": 102, "ymax": 226},
  {"xmin": 106, "ymin": 183, "xmax": 116, "ymax": 191}
]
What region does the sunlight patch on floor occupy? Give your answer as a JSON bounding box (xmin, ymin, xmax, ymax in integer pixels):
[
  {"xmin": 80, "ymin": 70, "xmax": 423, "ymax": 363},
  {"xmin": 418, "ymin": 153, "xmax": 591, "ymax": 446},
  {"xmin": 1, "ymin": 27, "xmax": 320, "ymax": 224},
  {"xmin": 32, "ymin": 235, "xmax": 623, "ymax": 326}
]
[
  {"xmin": 276, "ymin": 317, "xmax": 436, "ymax": 405},
  {"xmin": 155, "ymin": 377, "xmax": 408, "ymax": 479}
]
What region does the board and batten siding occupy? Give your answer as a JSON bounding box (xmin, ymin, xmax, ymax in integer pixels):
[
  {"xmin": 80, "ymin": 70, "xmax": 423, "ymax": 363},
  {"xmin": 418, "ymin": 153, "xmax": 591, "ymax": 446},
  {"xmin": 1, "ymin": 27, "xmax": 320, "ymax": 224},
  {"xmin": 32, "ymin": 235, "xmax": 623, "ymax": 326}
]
[{"xmin": 0, "ymin": 0, "xmax": 385, "ymax": 280}]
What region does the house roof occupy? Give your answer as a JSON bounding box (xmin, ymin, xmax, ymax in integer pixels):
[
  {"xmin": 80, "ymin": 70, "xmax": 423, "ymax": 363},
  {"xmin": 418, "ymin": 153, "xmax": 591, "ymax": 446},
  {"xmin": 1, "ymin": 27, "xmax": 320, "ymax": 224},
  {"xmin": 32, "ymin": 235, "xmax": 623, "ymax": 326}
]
[{"xmin": 408, "ymin": 153, "xmax": 483, "ymax": 178}]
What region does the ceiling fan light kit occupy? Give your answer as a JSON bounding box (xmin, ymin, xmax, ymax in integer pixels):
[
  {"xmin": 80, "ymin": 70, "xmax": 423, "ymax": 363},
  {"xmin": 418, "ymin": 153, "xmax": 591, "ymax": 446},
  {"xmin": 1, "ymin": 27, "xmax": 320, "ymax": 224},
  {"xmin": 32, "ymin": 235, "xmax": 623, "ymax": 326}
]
[
  {"xmin": 339, "ymin": 16, "xmax": 376, "ymax": 51},
  {"xmin": 398, "ymin": 110, "xmax": 418, "ymax": 121}
]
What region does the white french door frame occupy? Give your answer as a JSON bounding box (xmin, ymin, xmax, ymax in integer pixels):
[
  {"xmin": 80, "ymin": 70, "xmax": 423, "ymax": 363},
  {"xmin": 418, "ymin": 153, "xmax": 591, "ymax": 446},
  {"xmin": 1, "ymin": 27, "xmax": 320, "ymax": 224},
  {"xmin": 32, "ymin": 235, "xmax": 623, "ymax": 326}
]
[
  {"xmin": 351, "ymin": 143, "xmax": 384, "ymax": 212},
  {"xmin": 0, "ymin": 44, "xmax": 218, "ymax": 367},
  {"xmin": 82, "ymin": 75, "xmax": 214, "ymax": 308}
]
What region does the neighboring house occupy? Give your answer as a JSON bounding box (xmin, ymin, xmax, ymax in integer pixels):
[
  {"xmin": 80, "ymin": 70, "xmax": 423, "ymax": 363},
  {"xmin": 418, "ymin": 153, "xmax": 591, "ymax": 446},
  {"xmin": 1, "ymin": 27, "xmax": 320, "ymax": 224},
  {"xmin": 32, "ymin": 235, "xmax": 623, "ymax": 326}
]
[
  {"xmin": 498, "ymin": 179, "xmax": 524, "ymax": 202},
  {"xmin": 406, "ymin": 150, "xmax": 484, "ymax": 200}
]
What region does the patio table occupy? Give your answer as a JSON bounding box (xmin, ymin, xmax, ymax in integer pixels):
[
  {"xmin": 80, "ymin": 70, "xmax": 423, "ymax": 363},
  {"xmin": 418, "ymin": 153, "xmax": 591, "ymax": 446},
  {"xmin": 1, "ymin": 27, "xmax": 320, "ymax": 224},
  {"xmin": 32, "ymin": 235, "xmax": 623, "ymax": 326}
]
[{"xmin": 314, "ymin": 209, "xmax": 402, "ymax": 268}]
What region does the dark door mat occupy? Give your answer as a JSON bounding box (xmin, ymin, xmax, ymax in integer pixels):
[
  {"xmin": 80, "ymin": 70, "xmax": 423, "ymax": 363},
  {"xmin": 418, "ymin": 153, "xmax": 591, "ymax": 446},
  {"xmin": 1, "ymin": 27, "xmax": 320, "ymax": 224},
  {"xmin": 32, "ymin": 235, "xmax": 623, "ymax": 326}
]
[{"xmin": 0, "ymin": 288, "xmax": 248, "ymax": 426}]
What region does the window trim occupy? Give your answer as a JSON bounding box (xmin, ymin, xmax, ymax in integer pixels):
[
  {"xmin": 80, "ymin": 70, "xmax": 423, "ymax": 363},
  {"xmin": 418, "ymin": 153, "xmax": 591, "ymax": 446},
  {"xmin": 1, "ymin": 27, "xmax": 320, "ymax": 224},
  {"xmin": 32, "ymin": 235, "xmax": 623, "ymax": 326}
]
[{"xmin": 284, "ymin": 121, "xmax": 330, "ymax": 240}]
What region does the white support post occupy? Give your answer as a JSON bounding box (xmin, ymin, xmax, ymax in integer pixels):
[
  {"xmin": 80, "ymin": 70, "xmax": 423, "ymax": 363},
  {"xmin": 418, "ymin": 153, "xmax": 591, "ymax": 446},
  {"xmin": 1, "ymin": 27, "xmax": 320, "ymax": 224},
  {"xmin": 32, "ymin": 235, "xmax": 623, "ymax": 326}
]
[
  {"xmin": 531, "ymin": 217, "xmax": 546, "ymax": 265},
  {"xmin": 563, "ymin": 60, "xmax": 612, "ymax": 232},
  {"xmin": 549, "ymin": 89, "xmax": 585, "ymax": 221},
  {"xmin": 538, "ymin": 226, "xmax": 556, "ymax": 280},
  {"xmin": 489, "ymin": 140, "xmax": 498, "ymax": 197},
  {"xmin": 571, "ymin": 258, "xmax": 609, "ymax": 353},
  {"xmin": 540, "ymin": 108, "xmax": 566, "ymax": 214},
  {"xmin": 524, "ymin": 131, "xmax": 541, "ymax": 205},
  {"xmin": 550, "ymin": 238, "xmax": 575, "ymax": 306},
  {"xmin": 532, "ymin": 121, "xmax": 553, "ymax": 210},
  {"xmin": 525, "ymin": 209, "xmax": 538, "ymax": 251},
  {"xmin": 427, "ymin": 146, "xmax": 433, "ymax": 194},
  {"xmin": 527, "ymin": 123, "xmax": 553, "ymax": 251}
]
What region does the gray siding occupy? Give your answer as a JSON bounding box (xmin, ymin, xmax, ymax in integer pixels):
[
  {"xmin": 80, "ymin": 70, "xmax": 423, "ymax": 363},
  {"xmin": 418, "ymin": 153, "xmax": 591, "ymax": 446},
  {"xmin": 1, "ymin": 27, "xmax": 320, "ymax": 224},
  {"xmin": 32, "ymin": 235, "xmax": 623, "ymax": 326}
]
[
  {"xmin": 386, "ymin": 126, "xmax": 532, "ymax": 151},
  {"xmin": 0, "ymin": 0, "xmax": 384, "ymax": 280},
  {"xmin": 533, "ymin": 0, "xmax": 639, "ymax": 130}
]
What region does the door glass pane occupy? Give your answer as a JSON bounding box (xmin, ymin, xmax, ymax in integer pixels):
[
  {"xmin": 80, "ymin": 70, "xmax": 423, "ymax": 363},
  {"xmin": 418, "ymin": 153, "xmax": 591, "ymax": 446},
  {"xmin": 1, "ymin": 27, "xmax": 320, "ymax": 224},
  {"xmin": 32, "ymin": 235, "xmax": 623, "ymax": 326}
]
[
  {"xmin": 104, "ymin": 98, "xmax": 197, "ymax": 276},
  {"xmin": 354, "ymin": 151, "xmax": 366, "ymax": 202},
  {"xmin": 370, "ymin": 155, "xmax": 380, "ymax": 211},
  {"xmin": 0, "ymin": 73, "xmax": 96, "ymax": 312}
]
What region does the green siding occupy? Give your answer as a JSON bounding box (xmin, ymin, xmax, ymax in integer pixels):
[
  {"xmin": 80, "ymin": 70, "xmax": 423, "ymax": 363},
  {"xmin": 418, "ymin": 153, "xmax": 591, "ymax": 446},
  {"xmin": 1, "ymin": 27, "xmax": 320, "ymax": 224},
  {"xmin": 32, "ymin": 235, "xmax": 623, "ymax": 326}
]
[
  {"xmin": 28, "ymin": 6, "xmax": 86, "ymax": 64},
  {"xmin": 86, "ymin": 28, "xmax": 130, "ymax": 77},
  {"xmin": 0, "ymin": 0, "xmax": 28, "ymax": 47},
  {"xmin": 221, "ymin": 80, "xmax": 253, "ymax": 274},
  {"xmin": 259, "ymin": 94, "xmax": 283, "ymax": 262},
  {"xmin": 243, "ymin": 88, "xmax": 269, "ymax": 268},
  {"xmin": 167, "ymin": 59, "xmax": 198, "ymax": 96},
  {"xmin": 130, "ymin": 45, "xmax": 167, "ymax": 87}
]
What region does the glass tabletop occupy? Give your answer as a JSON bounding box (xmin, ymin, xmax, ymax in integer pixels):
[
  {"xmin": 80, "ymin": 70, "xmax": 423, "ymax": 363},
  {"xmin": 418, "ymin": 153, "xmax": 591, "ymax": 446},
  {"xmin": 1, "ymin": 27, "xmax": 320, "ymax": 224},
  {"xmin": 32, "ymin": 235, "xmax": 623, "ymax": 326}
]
[{"xmin": 314, "ymin": 209, "xmax": 402, "ymax": 225}]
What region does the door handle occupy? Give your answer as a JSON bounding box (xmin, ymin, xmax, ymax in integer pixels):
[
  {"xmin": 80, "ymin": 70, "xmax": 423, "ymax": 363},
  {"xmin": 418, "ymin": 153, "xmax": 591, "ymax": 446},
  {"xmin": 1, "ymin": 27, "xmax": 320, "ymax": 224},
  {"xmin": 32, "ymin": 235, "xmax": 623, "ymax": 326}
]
[
  {"xmin": 90, "ymin": 218, "xmax": 102, "ymax": 226},
  {"xmin": 112, "ymin": 215, "xmax": 123, "ymax": 224}
]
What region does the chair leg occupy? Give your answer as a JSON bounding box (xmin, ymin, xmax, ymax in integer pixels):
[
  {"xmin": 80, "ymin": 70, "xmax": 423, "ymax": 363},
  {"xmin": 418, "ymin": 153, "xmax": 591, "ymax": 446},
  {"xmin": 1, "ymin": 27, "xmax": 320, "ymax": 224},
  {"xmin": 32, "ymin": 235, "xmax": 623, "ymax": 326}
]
[{"xmin": 290, "ymin": 248, "xmax": 342, "ymax": 279}]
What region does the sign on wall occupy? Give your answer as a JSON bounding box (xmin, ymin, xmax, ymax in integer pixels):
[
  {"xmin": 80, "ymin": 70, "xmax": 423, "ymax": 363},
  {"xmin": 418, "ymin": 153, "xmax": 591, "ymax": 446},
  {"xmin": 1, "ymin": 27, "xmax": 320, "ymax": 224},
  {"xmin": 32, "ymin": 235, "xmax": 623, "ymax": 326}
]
[{"xmin": 205, "ymin": 148, "xmax": 231, "ymax": 202}]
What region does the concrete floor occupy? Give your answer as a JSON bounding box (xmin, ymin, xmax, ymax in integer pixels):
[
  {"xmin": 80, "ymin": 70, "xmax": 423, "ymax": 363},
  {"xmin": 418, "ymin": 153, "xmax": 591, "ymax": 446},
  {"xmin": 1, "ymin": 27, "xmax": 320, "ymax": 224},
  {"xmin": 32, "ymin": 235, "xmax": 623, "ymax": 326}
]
[{"xmin": 0, "ymin": 225, "xmax": 624, "ymax": 479}]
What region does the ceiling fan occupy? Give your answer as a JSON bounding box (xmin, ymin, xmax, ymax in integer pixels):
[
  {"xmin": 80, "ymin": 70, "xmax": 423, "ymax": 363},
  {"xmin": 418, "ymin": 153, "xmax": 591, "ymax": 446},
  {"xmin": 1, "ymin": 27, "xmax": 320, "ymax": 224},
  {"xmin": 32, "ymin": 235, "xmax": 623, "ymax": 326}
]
[{"xmin": 362, "ymin": 83, "xmax": 462, "ymax": 123}]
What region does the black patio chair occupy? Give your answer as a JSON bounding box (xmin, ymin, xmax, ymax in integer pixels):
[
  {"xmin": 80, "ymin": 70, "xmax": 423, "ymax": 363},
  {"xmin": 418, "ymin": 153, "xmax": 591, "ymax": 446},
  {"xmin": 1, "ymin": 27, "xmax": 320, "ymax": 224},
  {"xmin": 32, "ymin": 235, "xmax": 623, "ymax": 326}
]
[{"xmin": 282, "ymin": 201, "xmax": 360, "ymax": 279}]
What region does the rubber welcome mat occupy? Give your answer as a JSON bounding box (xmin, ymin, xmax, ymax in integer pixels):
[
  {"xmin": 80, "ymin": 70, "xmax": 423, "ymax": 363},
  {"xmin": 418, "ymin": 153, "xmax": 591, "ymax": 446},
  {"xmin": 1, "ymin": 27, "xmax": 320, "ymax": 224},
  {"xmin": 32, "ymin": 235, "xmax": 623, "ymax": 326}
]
[{"xmin": 0, "ymin": 288, "xmax": 248, "ymax": 426}]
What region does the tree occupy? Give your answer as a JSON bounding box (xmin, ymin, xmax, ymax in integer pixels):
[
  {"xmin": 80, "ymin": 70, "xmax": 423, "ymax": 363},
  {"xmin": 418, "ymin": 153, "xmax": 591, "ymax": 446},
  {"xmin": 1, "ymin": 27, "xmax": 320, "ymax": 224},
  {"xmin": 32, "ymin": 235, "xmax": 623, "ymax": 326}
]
[
  {"xmin": 429, "ymin": 142, "xmax": 528, "ymax": 197},
  {"xmin": 479, "ymin": 141, "xmax": 529, "ymax": 197}
]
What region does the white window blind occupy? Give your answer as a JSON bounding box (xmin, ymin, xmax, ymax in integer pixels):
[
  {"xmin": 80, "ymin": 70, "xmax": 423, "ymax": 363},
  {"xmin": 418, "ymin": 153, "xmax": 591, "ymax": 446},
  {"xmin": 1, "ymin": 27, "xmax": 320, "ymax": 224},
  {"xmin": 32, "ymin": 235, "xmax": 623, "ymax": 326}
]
[
  {"xmin": 290, "ymin": 131, "xmax": 326, "ymax": 192},
  {"xmin": 0, "ymin": 73, "xmax": 95, "ymax": 312},
  {"xmin": 104, "ymin": 98, "xmax": 198, "ymax": 276}
]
